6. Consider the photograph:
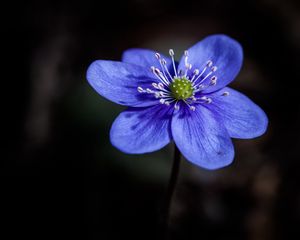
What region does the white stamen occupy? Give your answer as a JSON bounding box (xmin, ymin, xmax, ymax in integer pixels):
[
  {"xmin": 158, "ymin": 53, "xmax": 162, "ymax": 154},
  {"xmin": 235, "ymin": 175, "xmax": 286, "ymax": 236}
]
[
  {"xmin": 137, "ymin": 86, "xmax": 144, "ymax": 93},
  {"xmin": 158, "ymin": 60, "xmax": 170, "ymax": 84},
  {"xmin": 151, "ymin": 82, "xmax": 171, "ymax": 94},
  {"xmin": 210, "ymin": 76, "xmax": 217, "ymax": 85},
  {"xmin": 169, "ymin": 49, "xmax": 178, "ymax": 77},
  {"xmin": 157, "ymin": 83, "xmax": 164, "ymax": 89},
  {"xmin": 155, "ymin": 53, "xmax": 161, "ymax": 59},
  {"xmin": 206, "ymin": 60, "xmax": 213, "ymax": 67},
  {"xmin": 154, "ymin": 68, "xmax": 169, "ymax": 86},
  {"xmin": 207, "ymin": 99, "xmax": 212, "ymax": 104},
  {"xmin": 222, "ymin": 91, "xmax": 229, "ymax": 96},
  {"xmin": 190, "ymin": 69, "xmax": 199, "ymax": 82},
  {"xmin": 184, "ymin": 63, "xmax": 192, "ymax": 77},
  {"xmin": 192, "ymin": 60, "xmax": 213, "ymax": 84},
  {"xmin": 190, "ymin": 106, "xmax": 196, "ymax": 111},
  {"xmin": 193, "ymin": 68, "xmax": 215, "ymax": 88},
  {"xmin": 159, "ymin": 99, "xmax": 165, "ymax": 104},
  {"xmin": 146, "ymin": 88, "xmax": 154, "ymax": 93},
  {"xmin": 154, "ymin": 92, "xmax": 160, "ymax": 98},
  {"xmin": 152, "ymin": 83, "xmax": 158, "ymax": 88},
  {"xmin": 211, "ymin": 66, "xmax": 217, "ymax": 72},
  {"xmin": 197, "ymin": 96, "xmax": 212, "ymax": 103},
  {"xmin": 160, "ymin": 59, "xmax": 173, "ymax": 80},
  {"xmin": 194, "ymin": 84, "xmax": 205, "ymax": 92}
]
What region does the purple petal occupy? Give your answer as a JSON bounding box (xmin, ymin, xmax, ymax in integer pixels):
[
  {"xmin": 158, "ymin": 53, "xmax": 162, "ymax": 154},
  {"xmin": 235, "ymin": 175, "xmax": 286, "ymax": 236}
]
[
  {"xmin": 86, "ymin": 60, "xmax": 160, "ymax": 107},
  {"xmin": 208, "ymin": 87, "xmax": 268, "ymax": 139},
  {"xmin": 178, "ymin": 34, "xmax": 243, "ymax": 93},
  {"xmin": 110, "ymin": 105, "xmax": 173, "ymax": 154},
  {"xmin": 172, "ymin": 104, "xmax": 234, "ymax": 170},
  {"xmin": 122, "ymin": 48, "xmax": 173, "ymax": 71}
]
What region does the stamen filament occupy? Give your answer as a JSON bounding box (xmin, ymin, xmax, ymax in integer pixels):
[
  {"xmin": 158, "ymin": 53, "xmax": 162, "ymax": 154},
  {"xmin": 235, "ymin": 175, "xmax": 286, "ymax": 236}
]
[
  {"xmin": 169, "ymin": 49, "xmax": 178, "ymax": 77},
  {"xmin": 158, "ymin": 59, "xmax": 170, "ymax": 84},
  {"xmin": 192, "ymin": 60, "xmax": 213, "ymax": 84}
]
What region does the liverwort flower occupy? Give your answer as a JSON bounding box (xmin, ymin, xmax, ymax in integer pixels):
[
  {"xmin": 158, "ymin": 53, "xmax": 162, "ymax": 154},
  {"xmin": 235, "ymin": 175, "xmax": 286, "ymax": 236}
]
[{"xmin": 87, "ymin": 34, "xmax": 268, "ymax": 170}]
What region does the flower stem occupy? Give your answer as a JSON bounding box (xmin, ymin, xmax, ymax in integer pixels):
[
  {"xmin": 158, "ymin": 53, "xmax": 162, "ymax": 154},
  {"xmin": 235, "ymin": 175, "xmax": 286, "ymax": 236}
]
[{"xmin": 160, "ymin": 144, "xmax": 181, "ymax": 239}]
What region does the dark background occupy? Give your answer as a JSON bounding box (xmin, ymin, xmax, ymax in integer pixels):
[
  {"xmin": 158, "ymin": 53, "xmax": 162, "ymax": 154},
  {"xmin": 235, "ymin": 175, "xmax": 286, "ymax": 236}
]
[{"xmin": 2, "ymin": 0, "xmax": 300, "ymax": 239}]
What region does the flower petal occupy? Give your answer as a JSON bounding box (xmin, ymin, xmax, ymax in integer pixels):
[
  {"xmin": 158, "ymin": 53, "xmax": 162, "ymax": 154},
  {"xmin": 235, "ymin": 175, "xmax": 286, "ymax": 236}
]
[
  {"xmin": 87, "ymin": 60, "xmax": 159, "ymax": 107},
  {"xmin": 122, "ymin": 48, "xmax": 173, "ymax": 70},
  {"xmin": 110, "ymin": 105, "xmax": 173, "ymax": 154},
  {"xmin": 178, "ymin": 34, "xmax": 243, "ymax": 93},
  {"xmin": 172, "ymin": 104, "xmax": 234, "ymax": 170},
  {"xmin": 208, "ymin": 87, "xmax": 268, "ymax": 139}
]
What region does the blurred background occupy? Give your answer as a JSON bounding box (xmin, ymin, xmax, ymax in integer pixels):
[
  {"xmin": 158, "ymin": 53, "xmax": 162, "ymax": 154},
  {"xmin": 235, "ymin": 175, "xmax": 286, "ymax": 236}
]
[{"xmin": 2, "ymin": 0, "xmax": 300, "ymax": 239}]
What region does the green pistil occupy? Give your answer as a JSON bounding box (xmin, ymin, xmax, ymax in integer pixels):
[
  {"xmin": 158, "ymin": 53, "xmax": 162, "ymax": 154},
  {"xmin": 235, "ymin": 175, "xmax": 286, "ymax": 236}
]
[{"xmin": 169, "ymin": 77, "xmax": 193, "ymax": 100}]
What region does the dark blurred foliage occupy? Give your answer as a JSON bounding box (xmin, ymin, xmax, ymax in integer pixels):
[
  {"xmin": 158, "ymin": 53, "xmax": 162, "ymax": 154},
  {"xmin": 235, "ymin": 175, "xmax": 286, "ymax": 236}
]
[{"xmin": 1, "ymin": 0, "xmax": 300, "ymax": 239}]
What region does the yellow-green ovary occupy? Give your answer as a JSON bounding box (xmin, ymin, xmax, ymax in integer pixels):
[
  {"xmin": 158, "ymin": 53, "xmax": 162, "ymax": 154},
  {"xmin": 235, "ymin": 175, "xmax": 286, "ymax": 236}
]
[{"xmin": 169, "ymin": 77, "xmax": 193, "ymax": 100}]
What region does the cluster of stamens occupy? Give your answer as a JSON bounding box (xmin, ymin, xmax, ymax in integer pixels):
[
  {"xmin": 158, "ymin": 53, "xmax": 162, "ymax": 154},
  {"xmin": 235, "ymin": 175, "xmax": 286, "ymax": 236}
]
[{"xmin": 137, "ymin": 49, "xmax": 229, "ymax": 111}]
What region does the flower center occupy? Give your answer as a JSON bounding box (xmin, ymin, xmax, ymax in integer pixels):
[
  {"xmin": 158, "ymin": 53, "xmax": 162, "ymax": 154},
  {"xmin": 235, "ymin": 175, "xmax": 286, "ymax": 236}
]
[
  {"xmin": 136, "ymin": 49, "xmax": 230, "ymax": 111},
  {"xmin": 169, "ymin": 77, "xmax": 193, "ymax": 100}
]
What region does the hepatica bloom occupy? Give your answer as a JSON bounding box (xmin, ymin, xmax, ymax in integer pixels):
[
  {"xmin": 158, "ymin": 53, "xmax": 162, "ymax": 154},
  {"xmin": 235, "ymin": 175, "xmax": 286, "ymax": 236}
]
[{"xmin": 87, "ymin": 34, "xmax": 268, "ymax": 170}]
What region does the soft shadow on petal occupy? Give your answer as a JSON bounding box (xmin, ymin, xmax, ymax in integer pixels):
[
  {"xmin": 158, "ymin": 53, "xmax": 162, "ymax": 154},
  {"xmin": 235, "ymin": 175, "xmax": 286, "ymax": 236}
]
[
  {"xmin": 172, "ymin": 105, "xmax": 234, "ymax": 170},
  {"xmin": 178, "ymin": 34, "xmax": 243, "ymax": 93},
  {"xmin": 110, "ymin": 105, "xmax": 173, "ymax": 154},
  {"xmin": 86, "ymin": 60, "xmax": 159, "ymax": 107},
  {"xmin": 207, "ymin": 87, "xmax": 268, "ymax": 139}
]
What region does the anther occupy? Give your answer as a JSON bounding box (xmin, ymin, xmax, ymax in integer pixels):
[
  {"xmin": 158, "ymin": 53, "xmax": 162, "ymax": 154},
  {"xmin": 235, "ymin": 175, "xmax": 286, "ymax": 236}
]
[
  {"xmin": 169, "ymin": 49, "xmax": 174, "ymax": 56},
  {"xmin": 200, "ymin": 96, "xmax": 212, "ymax": 103},
  {"xmin": 185, "ymin": 63, "xmax": 192, "ymax": 69},
  {"xmin": 211, "ymin": 66, "xmax": 218, "ymax": 72},
  {"xmin": 159, "ymin": 99, "xmax": 165, "ymax": 104},
  {"xmin": 146, "ymin": 88, "xmax": 153, "ymax": 93},
  {"xmin": 155, "ymin": 53, "xmax": 161, "ymax": 59},
  {"xmin": 157, "ymin": 83, "xmax": 164, "ymax": 89},
  {"xmin": 184, "ymin": 50, "xmax": 188, "ymax": 56},
  {"xmin": 152, "ymin": 83, "xmax": 158, "ymax": 88},
  {"xmin": 174, "ymin": 104, "xmax": 180, "ymax": 110},
  {"xmin": 210, "ymin": 76, "xmax": 217, "ymax": 85},
  {"xmin": 222, "ymin": 91, "xmax": 229, "ymax": 96},
  {"xmin": 137, "ymin": 87, "xmax": 144, "ymax": 93},
  {"xmin": 206, "ymin": 60, "xmax": 213, "ymax": 67},
  {"xmin": 161, "ymin": 59, "xmax": 166, "ymax": 65},
  {"xmin": 190, "ymin": 106, "xmax": 196, "ymax": 111},
  {"xmin": 206, "ymin": 98, "xmax": 212, "ymax": 104},
  {"xmin": 154, "ymin": 68, "xmax": 161, "ymax": 75},
  {"xmin": 193, "ymin": 69, "xmax": 199, "ymax": 75}
]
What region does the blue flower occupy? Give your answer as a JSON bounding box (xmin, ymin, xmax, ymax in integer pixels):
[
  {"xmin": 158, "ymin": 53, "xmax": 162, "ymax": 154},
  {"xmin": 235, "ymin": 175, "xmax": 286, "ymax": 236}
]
[{"xmin": 87, "ymin": 34, "xmax": 268, "ymax": 170}]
